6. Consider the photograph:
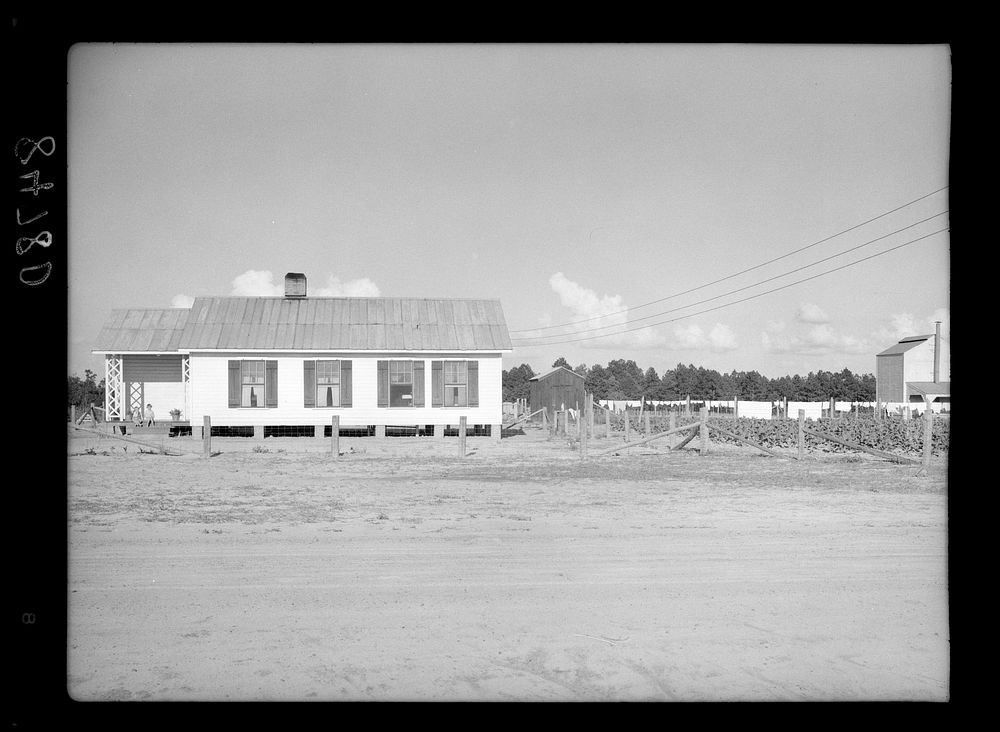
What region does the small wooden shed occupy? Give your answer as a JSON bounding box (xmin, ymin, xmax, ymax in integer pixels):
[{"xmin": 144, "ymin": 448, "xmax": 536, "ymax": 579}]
[{"xmin": 528, "ymin": 366, "xmax": 586, "ymax": 422}]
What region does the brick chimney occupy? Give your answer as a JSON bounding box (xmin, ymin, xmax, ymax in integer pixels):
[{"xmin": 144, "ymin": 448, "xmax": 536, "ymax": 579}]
[{"xmin": 284, "ymin": 272, "xmax": 307, "ymax": 298}]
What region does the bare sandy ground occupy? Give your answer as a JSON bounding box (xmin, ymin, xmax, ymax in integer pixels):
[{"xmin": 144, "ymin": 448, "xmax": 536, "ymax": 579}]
[{"xmin": 67, "ymin": 427, "xmax": 949, "ymax": 701}]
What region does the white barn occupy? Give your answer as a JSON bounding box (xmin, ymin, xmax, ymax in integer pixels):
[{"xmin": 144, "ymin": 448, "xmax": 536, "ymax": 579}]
[
  {"xmin": 875, "ymin": 324, "xmax": 950, "ymax": 405},
  {"xmin": 93, "ymin": 273, "xmax": 513, "ymax": 439}
]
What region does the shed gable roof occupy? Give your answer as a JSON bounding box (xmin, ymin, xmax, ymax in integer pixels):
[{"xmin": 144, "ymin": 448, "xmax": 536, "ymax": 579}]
[
  {"xmin": 529, "ymin": 366, "xmax": 584, "ymax": 382},
  {"xmin": 876, "ymin": 335, "xmax": 931, "ymax": 357},
  {"xmin": 907, "ymin": 381, "xmax": 951, "ymax": 397}
]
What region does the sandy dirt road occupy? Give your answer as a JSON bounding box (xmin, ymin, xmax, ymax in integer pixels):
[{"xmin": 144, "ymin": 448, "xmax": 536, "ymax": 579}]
[{"xmin": 67, "ymin": 429, "xmax": 949, "ymax": 701}]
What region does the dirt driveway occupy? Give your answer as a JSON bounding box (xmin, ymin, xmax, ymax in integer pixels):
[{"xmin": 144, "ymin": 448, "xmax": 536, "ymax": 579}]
[{"xmin": 67, "ymin": 428, "xmax": 949, "ymax": 701}]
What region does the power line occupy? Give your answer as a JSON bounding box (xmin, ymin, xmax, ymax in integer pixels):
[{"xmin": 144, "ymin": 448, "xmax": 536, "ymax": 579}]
[
  {"xmin": 509, "ymin": 185, "xmax": 949, "ymax": 334},
  {"xmin": 511, "ymin": 227, "xmax": 948, "ymax": 347},
  {"xmin": 511, "ymin": 211, "xmax": 948, "ymax": 342}
]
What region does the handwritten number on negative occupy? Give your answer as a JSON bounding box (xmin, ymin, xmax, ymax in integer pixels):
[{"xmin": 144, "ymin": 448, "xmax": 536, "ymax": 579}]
[
  {"xmin": 15, "ymin": 136, "xmax": 56, "ymax": 165},
  {"xmin": 16, "ymin": 231, "xmax": 52, "ymax": 255},
  {"xmin": 17, "ymin": 208, "xmax": 48, "ymax": 226},
  {"xmin": 19, "ymin": 170, "xmax": 54, "ymax": 196}
]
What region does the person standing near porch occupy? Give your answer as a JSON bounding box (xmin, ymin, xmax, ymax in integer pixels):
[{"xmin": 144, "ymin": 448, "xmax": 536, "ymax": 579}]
[{"xmin": 144, "ymin": 403, "xmax": 155, "ymax": 427}]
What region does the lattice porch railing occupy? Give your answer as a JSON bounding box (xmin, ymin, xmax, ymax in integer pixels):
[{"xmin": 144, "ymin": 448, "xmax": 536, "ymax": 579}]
[{"xmin": 104, "ymin": 355, "xmax": 124, "ymax": 420}]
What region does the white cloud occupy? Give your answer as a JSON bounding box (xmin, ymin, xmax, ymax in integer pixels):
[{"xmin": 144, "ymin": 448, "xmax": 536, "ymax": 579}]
[
  {"xmin": 671, "ymin": 323, "xmax": 739, "ymax": 352},
  {"xmin": 708, "ymin": 323, "xmax": 738, "ymax": 351},
  {"xmin": 873, "ymin": 309, "xmax": 950, "ymax": 344},
  {"xmin": 170, "ymin": 294, "xmax": 194, "ymax": 308},
  {"xmin": 547, "ymin": 272, "xmax": 663, "ymax": 348},
  {"xmin": 314, "ymin": 275, "xmax": 381, "ymax": 297},
  {"xmin": 230, "ymin": 270, "xmax": 283, "ymax": 296},
  {"xmin": 795, "ymin": 302, "xmax": 830, "ymax": 324},
  {"xmin": 673, "ymin": 324, "xmax": 706, "ymax": 349},
  {"xmin": 762, "ymin": 322, "xmax": 869, "ymax": 355}
]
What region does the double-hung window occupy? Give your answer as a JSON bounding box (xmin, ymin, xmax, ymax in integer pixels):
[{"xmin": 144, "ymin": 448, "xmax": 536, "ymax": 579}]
[
  {"xmin": 316, "ymin": 360, "xmax": 341, "ymax": 407},
  {"xmin": 431, "ymin": 360, "xmax": 479, "ymax": 408},
  {"xmin": 444, "ymin": 361, "xmax": 468, "ymax": 407},
  {"xmin": 389, "ymin": 361, "xmax": 413, "ymax": 407},
  {"xmin": 303, "ymin": 360, "xmax": 352, "ymax": 408},
  {"xmin": 228, "ymin": 359, "xmax": 277, "ymax": 408},
  {"xmin": 377, "ymin": 360, "xmax": 425, "ymax": 407},
  {"xmin": 241, "ymin": 360, "xmax": 265, "ymax": 407}
]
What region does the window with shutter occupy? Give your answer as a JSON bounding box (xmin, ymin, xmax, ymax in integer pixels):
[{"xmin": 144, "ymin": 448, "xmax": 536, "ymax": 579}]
[
  {"xmin": 468, "ymin": 360, "xmax": 479, "ymax": 407},
  {"xmin": 231, "ymin": 359, "xmax": 277, "ymax": 408},
  {"xmin": 228, "ymin": 360, "xmax": 241, "ymax": 407},
  {"xmin": 305, "ymin": 360, "xmax": 353, "ymax": 408},
  {"xmin": 341, "ymin": 360, "xmax": 352, "ymax": 407},
  {"xmin": 412, "ymin": 361, "xmax": 425, "ymax": 407},
  {"xmin": 377, "ymin": 360, "xmax": 389, "ymax": 407},
  {"xmin": 438, "ymin": 360, "xmax": 477, "ymax": 407},
  {"xmin": 431, "ymin": 361, "xmax": 443, "ymax": 407},
  {"xmin": 303, "ymin": 360, "xmax": 315, "ymax": 408},
  {"xmin": 265, "ymin": 360, "xmax": 278, "ymax": 407}
]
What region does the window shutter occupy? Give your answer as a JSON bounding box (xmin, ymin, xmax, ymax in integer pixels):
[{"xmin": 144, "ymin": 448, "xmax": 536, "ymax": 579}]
[
  {"xmin": 468, "ymin": 360, "xmax": 479, "ymax": 407},
  {"xmin": 377, "ymin": 360, "xmax": 388, "ymax": 407},
  {"xmin": 431, "ymin": 360, "xmax": 443, "ymax": 407},
  {"xmin": 303, "ymin": 360, "xmax": 315, "ymax": 408},
  {"xmin": 412, "ymin": 360, "xmax": 425, "ymax": 407},
  {"xmin": 265, "ymin": 360, "xmax": 278, "ymax": 408},
  {"xmin": 228, "ymin": 360, "xmax": 241, "ymax": 407},
  {"xmin": 341, "ymin": 360, "xmax": 352, "ymax": 407}
]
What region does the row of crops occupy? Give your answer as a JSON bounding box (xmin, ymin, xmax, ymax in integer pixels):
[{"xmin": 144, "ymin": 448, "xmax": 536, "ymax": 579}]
[{"xmin": 609, "ymin": 413, "xmax": 950, "ymax": 456}]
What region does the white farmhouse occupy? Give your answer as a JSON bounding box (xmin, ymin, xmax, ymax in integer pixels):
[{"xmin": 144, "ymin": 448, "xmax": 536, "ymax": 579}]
[{"xmin": 93, "ymin": 273, "xmax": 513, "ymax": 439}]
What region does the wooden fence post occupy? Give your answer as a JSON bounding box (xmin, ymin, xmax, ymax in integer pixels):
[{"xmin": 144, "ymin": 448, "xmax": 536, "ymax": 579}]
[
  {"xmin": 459, "ymin": 416, "xmax": 467, "ymax": 457},
  {"xmin": 734, "ymin": 395, "xmax": 739, "ymax": 419},
  {"xmin": 797, "ymin": 409, "xmax": 805, "ymax": 460},
  {"xmin": 542, "ymin": 408, "xmax": 549, "ymax": 434},
  {"xmin": 685, "ymin": 395, "xmax": 691, "ymax": 419},
  {"xmin": 644, "ymin": 410, "xmax": 651, "ymax": 437},
  {"xmin": 203, "ymin": 416, "xmax": 212, "ymax": 457},
  {"xmin": 580, "ymin": 401, "xmax": 588, "ymax": 460},
  {"xmin": 331, "ymin": 414, "xmax": 340, "ymax": 459},
  {"xmin": 588, "ymin": 393, "xmax": 595, "ymax": 438},
  {"xmin": 624, "ymin": 409, "xmax": 630, "ymax": 452},
  {"xmin": 699, "ymin": 406, "xmax": 709, "ymax": 454},
  {"xmin": 920, "ymin": 399, "xmax": 933, "ymax": 474},
  {"xmin": 70, "ymin": 404, "xmax": 76, "ymax": 426}
]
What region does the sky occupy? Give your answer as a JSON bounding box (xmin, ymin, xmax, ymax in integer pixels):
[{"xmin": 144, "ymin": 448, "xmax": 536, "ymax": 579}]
[{"xmin": 68, "ymin": 43, "xmax": 951, "ymax": 381}]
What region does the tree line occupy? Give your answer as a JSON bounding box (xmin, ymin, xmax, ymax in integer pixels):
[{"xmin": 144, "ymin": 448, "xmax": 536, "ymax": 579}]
[
  {"xmin": 68, "ymin": 370, "xmax": 105, "ymax": 415},
  {"xmin": 503, "ymin": 357, "xmax": 877, "ymax": 403}
]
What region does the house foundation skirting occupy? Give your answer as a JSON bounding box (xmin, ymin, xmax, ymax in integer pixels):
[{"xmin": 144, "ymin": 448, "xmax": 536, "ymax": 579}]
[{"xmin": 190, "ymin": 423, "xmax": 503, "ymax": 441}]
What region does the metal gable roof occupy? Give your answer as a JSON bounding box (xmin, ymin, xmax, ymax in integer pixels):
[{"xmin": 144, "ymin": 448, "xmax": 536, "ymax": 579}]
[
  {"xmin": 92, "ymin": 308, "xmax": 190, "ymax": 352},
  {"xmin": 174, "ymin": 297, "xmax": 513, "ymax": 351},
  {"xmin": 95, "ymin": 297, "xmax": 514, "ymax": 353}
]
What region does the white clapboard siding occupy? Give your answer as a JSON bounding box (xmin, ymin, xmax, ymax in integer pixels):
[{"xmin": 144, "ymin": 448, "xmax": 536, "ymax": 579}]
[
  {"xmin": 188, "ymin": 352, "xmax": 503, "ymax": 426},
  {"xmin": 140, "ymin": 383, "xmax": 186, "ymax": 420}
]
